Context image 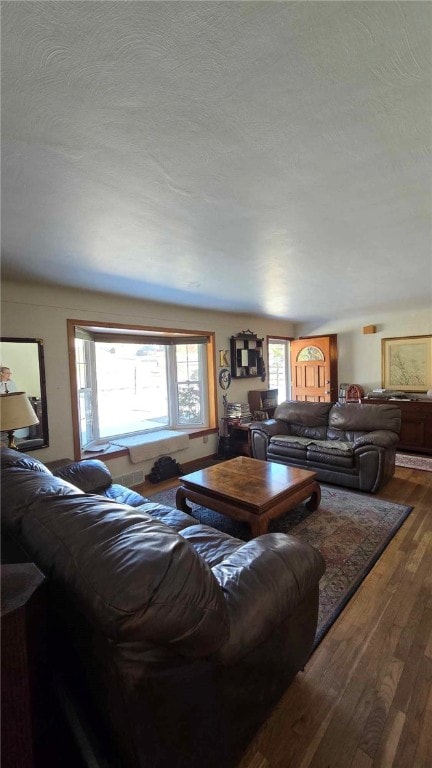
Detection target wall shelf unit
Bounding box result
[230,333,264,379]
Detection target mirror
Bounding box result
[0,337,49,450]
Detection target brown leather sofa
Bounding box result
[1,448,325,768]
[250,401,401,493]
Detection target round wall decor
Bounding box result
[219,368,231,390]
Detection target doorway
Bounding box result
[267,337,291,403]
[290,335,338,402]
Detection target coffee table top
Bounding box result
[179,456,317,511]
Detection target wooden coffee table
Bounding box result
[176,456,321,537]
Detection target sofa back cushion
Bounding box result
[273,401,333,440]
[328,403,401,440]
[0,446,51,473]
[1,448,84,533]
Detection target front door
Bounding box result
[290,335,338,402]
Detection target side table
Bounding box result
[1,563,46,768]
[45,457,74,472]
[217,420,252,458]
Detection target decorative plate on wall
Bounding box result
[219,368,231,390]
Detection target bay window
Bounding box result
[68,321,216,454]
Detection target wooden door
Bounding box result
[290,335,338,402]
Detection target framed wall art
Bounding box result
[382,335,432,392]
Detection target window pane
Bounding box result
[95,342,169,437]
[79,389,94,445]
[176,344,203,424]
[75,338,94,446]
[297,345,324,361]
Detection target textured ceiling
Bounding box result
[1,1,431,322]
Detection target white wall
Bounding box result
[296,308,432,393]
[1,280,294,478]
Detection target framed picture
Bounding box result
[382,335,432,392]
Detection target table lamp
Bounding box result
[0,392,40,449]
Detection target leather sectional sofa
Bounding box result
[1,448,325,768]
[250,401,401,493]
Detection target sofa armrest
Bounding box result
[249,420,290,460]
[249,419,288,438]
[54,459,112,493]
[211,533,325,664]
[353,430,400,449]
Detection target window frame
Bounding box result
[67,319,217,459]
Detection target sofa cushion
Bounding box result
[274,401,333,426]
[307,440,353,455]
[327,427,367,442]
[103,483,149,507]
[138,501,198,532]
[54,458,113,493]
[2,466,85,533]
[274,401,332,439]
[181,524,244,567]
[0,447,52,473]
[270,435,311,448]
[329,402,401,433]
[268,435,308,460]
[307,441,354,468]
[54,459,149,506]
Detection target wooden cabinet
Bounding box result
[362,398,432,455]
[230,334,264,379]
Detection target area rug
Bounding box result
[395,452,432,471]
[147,485,413,649]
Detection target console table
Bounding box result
[362,398,432,455]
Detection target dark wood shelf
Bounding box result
[230,334,264,379]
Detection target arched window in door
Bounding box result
[297,345,324,362]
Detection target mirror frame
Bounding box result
[0,337,49,450]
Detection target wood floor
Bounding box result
[144,465,432,768]
[235,466,432,768]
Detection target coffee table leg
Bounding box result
[305,481,321,512]
[250,516,269,537]
[176,486,193,514]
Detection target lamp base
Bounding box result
[7,431,18,450]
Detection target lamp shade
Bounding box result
[0,392,39,431]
